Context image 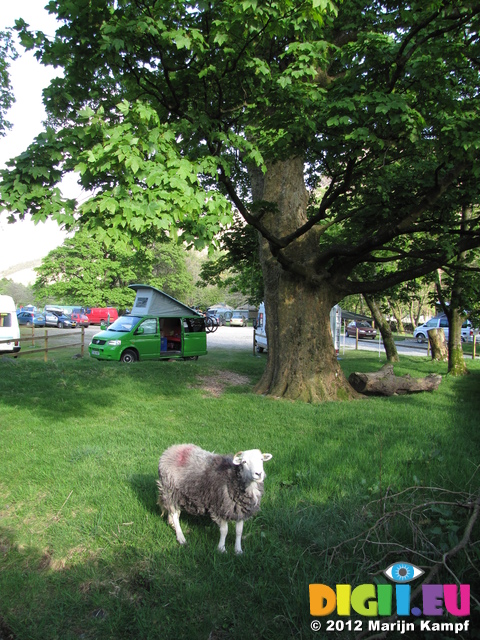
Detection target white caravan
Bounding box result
[254,302,342,354]
[0,295,21,355]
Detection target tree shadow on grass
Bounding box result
[129,474,159,516]
[0,357,204,419]
[0,505,317,640]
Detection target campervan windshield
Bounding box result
[107,316,141,332]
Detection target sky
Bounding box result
[0,0,72,278]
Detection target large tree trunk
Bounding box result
[257,273,358,401]
[364,295,399,363]
[250,158,359,402]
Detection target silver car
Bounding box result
[414,315,475,343]
[44,311,77,328]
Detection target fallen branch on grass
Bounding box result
[348,364,441,396]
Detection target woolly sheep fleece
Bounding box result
[157,444,272,551]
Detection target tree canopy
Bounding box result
[199,215,264,305]
[1,1,479,284]
[0,29,17,138]
[1,0,480,400]
[33,229,193,307]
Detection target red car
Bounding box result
[346,321,377,339]
[71,311,89,327]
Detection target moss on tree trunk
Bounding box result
[447,310,468,376]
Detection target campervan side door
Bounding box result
[182,317,207,357]
[132,317,161,360]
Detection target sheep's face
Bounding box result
[233,449,272,483]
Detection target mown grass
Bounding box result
[1,349,479,640]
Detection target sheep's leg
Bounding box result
[217,519,228,553]
[169,509,186,545]
[234,520,244,555]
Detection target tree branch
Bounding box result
[359,497,480,640]
[316,158,473,270]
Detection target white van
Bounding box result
[254,302,268,352]
[254,302,342,354]
[0,295,21,355]
[413,315,475,343]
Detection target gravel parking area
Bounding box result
[207,325,255,350]
[21,325,255,350]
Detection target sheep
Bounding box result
[157,443,272,554]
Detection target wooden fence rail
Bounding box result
[0,327,85,362]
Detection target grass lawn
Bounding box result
[1,349,479,639]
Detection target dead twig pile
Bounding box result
[319,485,480,639]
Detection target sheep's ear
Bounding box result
[262,453,273,461]
[233,452,244,465]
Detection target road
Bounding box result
[339,335,428,357]
[206,326,430,357]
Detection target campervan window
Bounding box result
[0,313,12,328]
[137,318,158,335]
[183,318,206,333]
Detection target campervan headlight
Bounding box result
[108,340,122,346]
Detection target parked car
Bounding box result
[346,320,377,339]
[230,310,248,327]
[71,311,89,327]
[461,320,478,342]
[44,311,77,329]
[17,311,46,327]
[414,315,475,343]
[254,302,267,352]
[205,310,226,326]
[206,308,232,324]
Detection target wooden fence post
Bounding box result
[44,330,48,363]
[81,326,85,357]
[473,335,477,360]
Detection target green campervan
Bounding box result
[88,285,207,363]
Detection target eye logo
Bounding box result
[384,562,424,583]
